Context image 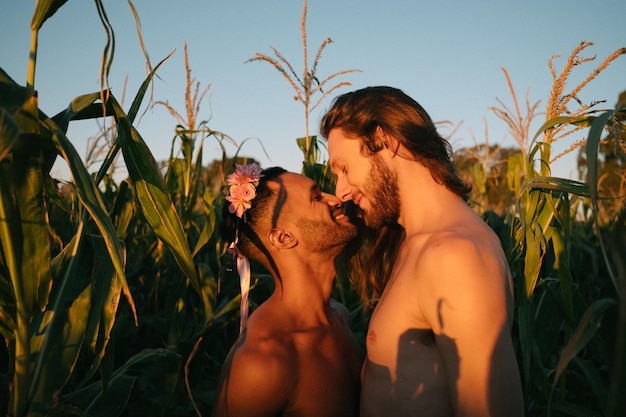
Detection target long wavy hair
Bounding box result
[320,86,471,305]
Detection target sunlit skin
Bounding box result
[212,173,363,417]
[328,128,524,417]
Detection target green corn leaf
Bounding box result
[516,297,532,385]
[585,110,615,208]
[552,298,616,390]
[0,78,35,116]
[197,262,216,324]
[470,162,487,194]
[548,226,574,320]
[192,188,217,258]
[521,176,589,197]
[80,235,125,385]
[51,92,112,133]
[524,222,544,297]
[110,180,136,238]
[39,113,136,319]
[606,222,626,417]
[165,158,186,197]
[531,115,594,142]
[85,375,135,417]
[29,232,122,412]
[9,142,51,314]
[64,348,181,416]
[93,51,173,186]
[28,284,91,415]
[127,51,174,124]
[507,153,524,195]
[184,136,205,219]
[573,358,608,410]
[109,95,201,293]
[0,107,20,159]
[30,0,69,31]
[549,401,602,417]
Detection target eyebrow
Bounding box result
[309,183,320,196]
[328,157,340,172]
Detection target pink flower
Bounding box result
[229,183,256,202]
[227,163,263,187]
[225,163,263,218]
[226,195,252,218]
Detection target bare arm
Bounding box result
[418,236,524,417]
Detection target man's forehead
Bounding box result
[328,128,358,166]
[268,172,317,193]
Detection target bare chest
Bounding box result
[366,278,433,369]
[362,281,453,416]
[285,328,361,417]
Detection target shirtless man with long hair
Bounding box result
[321,86,524,417]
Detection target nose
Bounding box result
[334,175,352,202]
[321,192,342,207]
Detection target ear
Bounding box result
[268,228,297,249]
[375,126,400,157]
[376,126,397,149]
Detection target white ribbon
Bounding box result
[228,240,250,334]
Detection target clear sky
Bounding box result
[2,0,625,181]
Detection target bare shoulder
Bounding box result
[231,318,296,385]
[411,220,513,332]
[417,217,509,283]
[213,323,295,416]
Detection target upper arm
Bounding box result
[418,237,523,417]
[212,340,293,417]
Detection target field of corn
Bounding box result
[1,1,625,416]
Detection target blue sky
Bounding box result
[2,1,625,180]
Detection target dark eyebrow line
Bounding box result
[329,156,344,172]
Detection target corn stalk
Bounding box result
[490,42,625,416]
[245,0,360,170]
[0,1,210,415]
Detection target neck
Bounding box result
[268,252,338,327]
[394,157,468,234]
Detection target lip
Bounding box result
[330,206,347,222]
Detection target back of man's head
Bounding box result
[221,166,287,264]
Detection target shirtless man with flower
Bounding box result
[212,165,362,417]
[321,86,525,417]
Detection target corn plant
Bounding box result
[483,42,626,416]
[245,0,360,189]
[0,1,224,415]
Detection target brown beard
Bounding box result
[361,154,400,229]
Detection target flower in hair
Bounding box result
[226,163,264,218]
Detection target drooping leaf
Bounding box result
[585,110,615,208]
[39,112,136,319]
[30,0,69,31]
[531,115,593,143]
[521,176,589,197]
[109,95,201,293]
[552,298,616,389]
